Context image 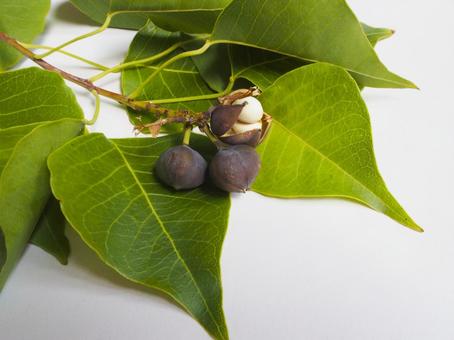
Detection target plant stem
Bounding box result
[84,90,101,125]
[182,125,192,145]
[34,13,117,59]
[146,78,235,105]
[88,38,201,82]
[21,43,109,70]
[129,40,213,99]
[201,125,227,149]
[0,31,209,126]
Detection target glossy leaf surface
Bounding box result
[211,0,415,89]
[69,0,230,33]
[48,133,230,339]
[121,22,215,128]
[252,63,421,231]
[0,0,50,69]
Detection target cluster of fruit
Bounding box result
[155,92,270,192]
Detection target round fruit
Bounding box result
[155,145,207,190]
[233,96,264,123]
[209,145,261,192]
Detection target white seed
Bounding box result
[232,121,262,134]
[233,96,264,123]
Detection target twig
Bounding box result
[0,32,209,126]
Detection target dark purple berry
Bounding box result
[155,145,207,190]
[209,145,261,193]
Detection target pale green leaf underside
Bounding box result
[69,0,230,33]
[121,22,215,128]
[211,0,415,89]
[30,197,70,265]
[48,133,230,340]
[253,63,421,232]
[0,68,84,289]
[0,0,50,70]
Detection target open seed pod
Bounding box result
[208,88,272,147]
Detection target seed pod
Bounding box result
[155,145,207,190]
[209,145,261,192]
[209,104,244,136]
[207,89,273,148]
[219,129,262,147]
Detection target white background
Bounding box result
[1,0,453,339]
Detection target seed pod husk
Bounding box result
[219,129,262,147]
[209,104,244,136]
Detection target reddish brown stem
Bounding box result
[0,32,208,125]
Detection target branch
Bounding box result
[0,32,208,126]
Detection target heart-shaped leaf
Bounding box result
[0,68,84,289]
[253,63,421,232]
[211,0,415,89]
[48,133,230,340]
[30,197,70,265]
[69,0,230,33]
[0,0,50,70]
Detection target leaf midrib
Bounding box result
[211,40,415,88]
[272,120,417,229]
[111,141,223,336]
[108,8,225,15]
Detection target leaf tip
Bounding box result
[406,221,424,233]
[409,82,420,90]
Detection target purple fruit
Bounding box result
[209,145,261,192]
[155,145,207,190]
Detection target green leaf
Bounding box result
[362,23,395,47]
[0,228,5,271]
[0,68,84,289]
[189,21,397,93]
[0,68,84,129]
[188,43,232,93]
[233,23,395,90]
[252,63,421,232]
[211,0,415,89]
[0,119,84,288]
[48,133,230,340]
[69,0,231,33]
[0,0,50,70]
[30,197,70,265]
[121,22,215,129]
[228,45,305,91]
